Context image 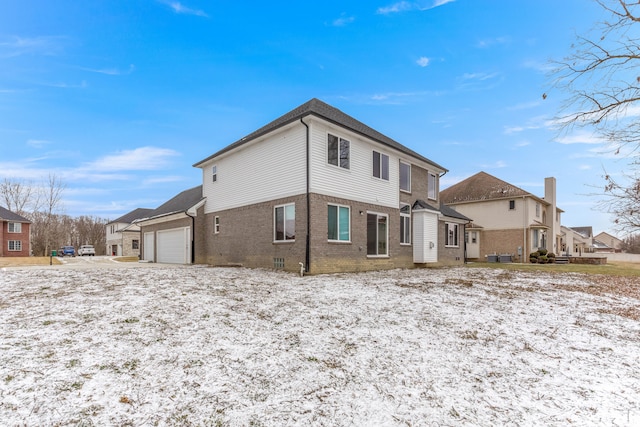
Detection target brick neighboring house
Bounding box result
[137,186,205,264]
[190,98,469,274]
[0,206,31,257]
[105,208,153,257]
[440,171,563,262]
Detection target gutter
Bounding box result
[300,117,311,273]
[185,210,196,264]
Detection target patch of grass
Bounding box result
[114,257,140,263]
[0,257,62,267]
[466,262,640,277]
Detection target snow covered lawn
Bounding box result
[1,265,639,426]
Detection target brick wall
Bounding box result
[438,221,466,265]
[1,221,30,257]
[479,229,526,262]
[140,217,192,262]
[121,231,142,257]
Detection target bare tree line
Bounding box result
[1,176,108,256]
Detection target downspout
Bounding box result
[300,117,311,273]
[185,211,196,264]
[522,195,527,263]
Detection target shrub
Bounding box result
[538,248,548,256]
[529,257,538,263]
[538,255,548,264]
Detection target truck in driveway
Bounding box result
[78,245,95,256]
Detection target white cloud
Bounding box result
[476,36,511,49]
[331,15,355,27]
[0,35,66,58]
[163,1,208,17]
[554,131,605,145]
[377,0,454,14]
[26,139,52,148]
[480,160,507,169]
[87,147,180,172]
[82,64,136,76]
[416,57,430,67]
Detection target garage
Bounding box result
[157,227,191,264]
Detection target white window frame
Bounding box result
[212,165,218,182]
[214,216,220,234]
[399,161,411,192]
[400,203,411,245]
[8,240,22,251]
[428,172,437,200]
[327,204,350,242]
[373,151,389,181]
[535,203,540,217]
[445,222,459,247]
[327,133,350,170]
[8,222,21,233]
[274,203,295,242]
[367,212,389,257]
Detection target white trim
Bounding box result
[399,160,411,193]
[273,203,295,243]
[214,216,220,234]
[400,203,411,246]
[327,203,351,243]
[366,211,389,258]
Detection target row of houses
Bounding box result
[101,98,621,273]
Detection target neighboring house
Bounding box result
[186,98,467,273]
[561,225,593,255]
[105,208,153,257]
[440,171,563,262]
[0,206,31,257]
[136,186,205,264]
[595,231,623,252]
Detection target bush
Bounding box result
[538,255,548,264]
[529,257,538,263]
[538,248,548,256]
[547,253,556,264]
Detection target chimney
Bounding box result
[545,177,557,253]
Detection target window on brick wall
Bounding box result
[400,203,411,245]
[8,240,22,251]
[8,222,21,233]
[367,212,388,256]
[274,204,295,242]
[428,173,437,200]
[214,216,220,234]
[445,223,459,247]
[328,204,350,242]
[400,161,411,192]
[132,239,139,250]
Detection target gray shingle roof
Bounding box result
[193,98,447,171]
[0,206,31,223]
[143,185,204,219]
[109,208,154,225]
[412,199,472,222]
[440,171,532,204]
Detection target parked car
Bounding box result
[60,246,76,257]
[78,245,96,256]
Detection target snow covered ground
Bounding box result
[1,264,639,426]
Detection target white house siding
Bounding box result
[308,118,398,209]
[413,210,438,263]
[202,124,307,214]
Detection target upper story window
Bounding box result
[274,204,295,242]
[373,151,389,180]
[428,173,437,200]
[212,165,218,182]
[535,203,540,217]
[8,222,21,233]
[509,200,516,210]
[328,134,350,169]
[399,161,411,192]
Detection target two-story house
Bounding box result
[184,98,467,274]
[105,208,153,257]
[0,206,31,257]
[440,171,562,262]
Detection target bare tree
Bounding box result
[550,1,640,231]
[0,178,39,216]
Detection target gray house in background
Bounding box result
[105,208,153,257]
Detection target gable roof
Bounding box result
[109,208,154,225]
[440,171,537,204]
[140,185,204,220]
[193,98,446,171]
[571,226,593,239]
[0,206,31,223]
[412,199,472,222]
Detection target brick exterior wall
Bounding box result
[477,229,527,263]
[438,221,466,265]
[197,192,465,274]
[121,231,142,257]
[1,221,30,257]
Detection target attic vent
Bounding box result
[273,258,285,269]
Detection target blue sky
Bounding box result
[0,0,624,235]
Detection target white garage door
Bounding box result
[143,232,155,262]
[157,227,190,264]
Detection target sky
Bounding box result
[0,0,628,235]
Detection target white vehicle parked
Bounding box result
[78,245,96,256]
